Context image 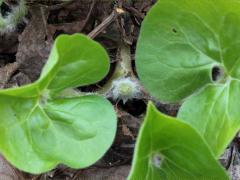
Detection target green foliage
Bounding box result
[128,103,228,180]
[130,0,240,179]
[0,34,117,174]
[178,81,240,157]
[136,0,240,103]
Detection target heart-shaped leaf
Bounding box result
[136,0,240,102]
[128,103,228,180]
[136,0,240,158]
[0,34,117,173]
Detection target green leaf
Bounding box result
[32,95,116,170]
[128,103,228,180]
[0,94,116,174]
[178,80,240,157]
[220,12,240,79]
[136,0,240,103]
[0,94,56,173]
[0,34,110,97]
[0,34,117,173]
[42,34,110,93]
[135,0,240,159]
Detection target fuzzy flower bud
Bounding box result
[0,0,27,33]
[108,77,142,103]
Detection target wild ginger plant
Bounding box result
[0,34,117,174]
[129,0,240,179]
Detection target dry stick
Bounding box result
[48,1,74,11]
[40,6,49,36]
[124,6,144,20]
[26,0,74,11]
[80,0,96,31]
[88,8,124,39]
[72,169,84,180]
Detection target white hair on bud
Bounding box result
[0,0,27,33]
[108,77,142,103]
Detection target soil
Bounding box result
[0,0,239,180]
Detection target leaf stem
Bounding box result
[98,43,133,95]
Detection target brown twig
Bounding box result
[26,0,74,10]
[80,0,96,32]
[72,169,84,180]
[88,8,124,39]
[124,6,144,20]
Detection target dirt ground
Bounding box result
[0,0,239,180]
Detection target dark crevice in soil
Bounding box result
[0,53,16,66]
[118,99,146,117]
[0,2,11,17]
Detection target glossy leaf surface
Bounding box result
[132,1,240,179]
[128,103,228,180]
[45,34,110,93]
[136,0,240,158]
[136,0,240,102]
[0,34,116,173]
